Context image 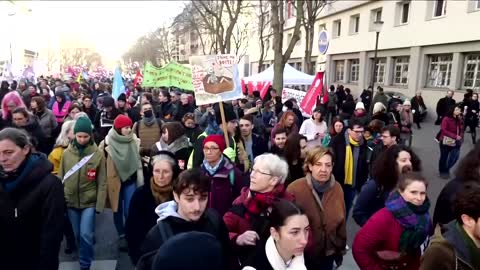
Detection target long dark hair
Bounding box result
[372,144,421,192]
[329,116,344,136]
[284,133,307,164]
[269,199,305,230]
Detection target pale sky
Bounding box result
[2,1,185,64]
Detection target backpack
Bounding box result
[135,209,221,270]
[134,118,163,138]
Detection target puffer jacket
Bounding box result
[58,142,107,212]
[200,157,247,216]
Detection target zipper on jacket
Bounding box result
[14,208,18,218]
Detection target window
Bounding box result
[286,33,293,45]
[286,0,296,19]
[373,58,386,84]
[333,20,341,37]
[375,9,382,22]
[400,2,410,24]
[433,0,447,17]
[350,14,360,34]
[335,60,345,82]
[427,54,453,88]
[463,54,480,88]
[349,59,360,82]
[369,8,383,31]
[477,0,480,9]
[393,57,409,85]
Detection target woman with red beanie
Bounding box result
[200,134,247,216]
[99,114,144,251]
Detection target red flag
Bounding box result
[259,81,271,99]
[133,70,143,87]
[300,72,324,115]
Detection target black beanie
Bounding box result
[117,93,127,102]
[152,232,223,270]
[214,102,237,125]
[103,96,115,108]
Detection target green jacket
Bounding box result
[58,143,107,212]
[421,223,476,270]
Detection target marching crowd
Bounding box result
[0,77,479,270]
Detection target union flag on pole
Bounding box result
[300,72,324,115]
[133,70,143,87]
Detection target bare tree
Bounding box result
[60,48,102,70]
[302,0,329,74]
[256,0,273,73]
[122,26,175,66]
[191,0,248,54]
[270,0,304,92]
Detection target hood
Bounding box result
[155,200,183,222]
[440,221,474,267]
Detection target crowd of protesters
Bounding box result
[0,76,479,270]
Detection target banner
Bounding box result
[142,61,193,91]
[190,54,242,106]
[300,72,324,115]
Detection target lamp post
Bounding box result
[370,20,384,89]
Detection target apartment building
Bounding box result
[247,0,480,109]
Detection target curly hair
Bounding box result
[455,143,480,182]
[372,144,421,192]
[278,111,297,129]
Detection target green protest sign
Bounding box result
[142,61,193,91]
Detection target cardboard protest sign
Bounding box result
[190,54,242,106]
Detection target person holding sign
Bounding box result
[58,116,107,270]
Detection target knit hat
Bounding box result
[203,134,226,152]
[152,232,223,270]
[117,93,127,102]
[373,102,386,114]
[355,102,365,110]
[74,116,93,135]
[403,99,411,106]
[214,102,237,125]
[114,114,133,130]
[103,96,115,108]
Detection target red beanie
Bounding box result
[114,115,133,130]
[203,135,226,152]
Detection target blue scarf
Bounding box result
[202,156,224,176]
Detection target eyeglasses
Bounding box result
[203,147,220,152]
[251,168,272,176]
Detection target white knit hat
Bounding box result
[355,102,365,110]
[373,102,386,114]
[403,99,411,106]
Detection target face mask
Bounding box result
[282,106,288,112]
[144,110,153,118]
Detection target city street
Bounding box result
[58,118,477,270]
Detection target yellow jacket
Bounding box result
[48,146,66,176]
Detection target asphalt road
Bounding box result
[59,119,477,270]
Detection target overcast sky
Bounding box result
[2,1,185,62]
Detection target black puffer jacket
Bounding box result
[0,153,65,270]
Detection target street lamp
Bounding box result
[370,20,384,90]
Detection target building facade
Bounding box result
[247,0,480,110]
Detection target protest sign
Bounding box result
[142,61,193,91]
[190,54,242,106]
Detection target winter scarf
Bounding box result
[167,135,191,154]
[456,222,480,269]
[264,236,307,270]
[244,185,286,222]
[311,176,334,201]
[143,114,157,126]
[73,138,93,156]
[150,178,173,205]
[106,128,141,182]
[344,135,359,185]
[385,190,432,253]
[0,153,41,192]
[202,156,225,176]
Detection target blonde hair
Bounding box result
[303,146,334,173]
[55,120,75,147]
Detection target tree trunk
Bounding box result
[271,0,284,92]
